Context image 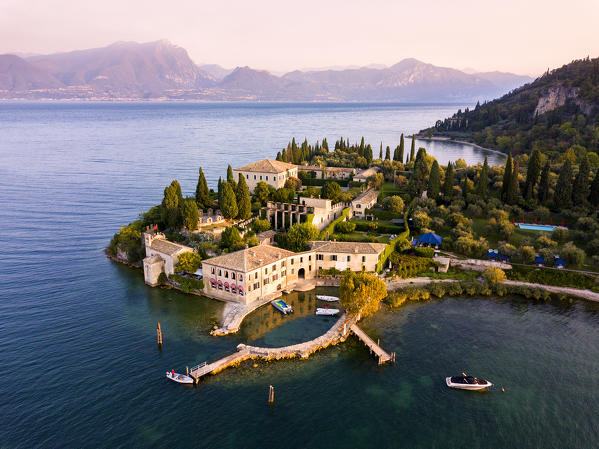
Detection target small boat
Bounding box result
[166,371,194,384]
[315,308,340,316]
[316,295,340,302]
[446,373,492,390]
[271,299,293,314]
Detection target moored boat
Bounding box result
[315,307,340,316]
[271,299,293,314]
[446,373,492,390]
[316,295,340,302]
[166,371,194,384]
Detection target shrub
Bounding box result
[411,210,431,230]
[175,252,202,273]
[252,219,271,233]
[415,247,435,258]
[519,246,536,264]
[335,221,356,234]
[482,267,506,284]
[382,195,405,214]
[221,226,242,249]
[560,242,586,266]
[158,272,168,286]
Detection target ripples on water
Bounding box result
[0,102,597,448]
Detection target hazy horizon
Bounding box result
[2,0,598,76]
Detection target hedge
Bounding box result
[507,265,598,290]
[302,178,350,187]
[319,207,350,239]
[354,221,403,234]
[376,214,410,273]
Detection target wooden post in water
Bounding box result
[156,322,163,346]
[186,366,189,376]
[268,385,275,404]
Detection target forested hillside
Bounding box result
[422,57,599,157]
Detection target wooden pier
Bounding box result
[188,314,395,383]
[349,323,395,364]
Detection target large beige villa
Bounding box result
[233,159,298,192]
[202,241,386,304]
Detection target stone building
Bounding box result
[264,196,348,231]
[353,166,381,183]
[233,159,298,192]
[201,241,387,304]
[350,188,378,218]
[142,229,194,286]
[297,165,356,180]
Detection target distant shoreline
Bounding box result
[414,135,507,159]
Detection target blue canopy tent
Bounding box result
[554,257,567,268]
[487,250,499,260]
[416,232,443,246]
[534,255,545,266]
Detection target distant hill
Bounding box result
[0,40,532,101]
[420,57,599,156]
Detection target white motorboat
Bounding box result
[166,371,194,384]
[446,373,492,390]
[316,295,340,302]
[271,299,293,314]
[315,307,340,316]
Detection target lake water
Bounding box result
[1,102,597,448]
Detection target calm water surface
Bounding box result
[0,102,596,448]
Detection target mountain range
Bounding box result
[0,40,533,101]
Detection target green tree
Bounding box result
[182,198,199,231]
[519,245,536,264]
[175,252,202,273]
[572,156,591,206]
[339,271,387,317]
[507,160,520,205]
[236,174,252,219]
[321,181,343,203]
[285,222,318,252]
[442,162,455,199]
[410,135,416,162]
[217,177,223,207]
[220,182,238,219]
[195,167,211,210]
[385,146,391,160]
[476,157,489,198]
[161,180,183,229]
[538,161,551,204]
[408,148,430,197]
[428,160,441,200]
[378,146,382,160]
[482,267,506,284]
[227,164,236,187]
[221,226,242,249]
[251,218,271,233]
[501,153,513,202]
[398,133,405,162]
[555,160,573,208]
[524,149,542,200]
[253,181,272,205]
[382,195,405,214]
[589,169,599,206]
[561,242,586,266]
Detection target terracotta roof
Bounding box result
[202,245,295,272]
[234,159,296,174]
[310,241,387,254]
[150,238,192,256]
[354,167,381,179]
[352,188,378,203]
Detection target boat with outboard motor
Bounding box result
[271,299,293,314]
[166,370,194,384]
[446,373,492,390]
[315,307,340,316]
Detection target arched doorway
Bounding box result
[298,268,305,279]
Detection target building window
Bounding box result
[264,279,269,286]
[331,255,337,261]
[232,273,236,280]
[218,269,222,276]
[211,267,215,274]
[308,255,311,261]
[347,256,351,262]
[357,204,361,208]
[254,175,256,180]
[255,272,258,279]
[291,258,294,265]
[239,274,243,281]
[317,254,323,261]
[309,266,312,271]
[246,174,249,179]
[225,271,229,278]
[264,268,268,274]
[300,257,303,263]
[282,270,286,277]
[266,176,269,181]
[272,264,277,271]
[260,175,263,180]
[254,282,259,290]
[362,256,366,262]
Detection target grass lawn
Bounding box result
[380,182,401,199]
[471,217,541,248]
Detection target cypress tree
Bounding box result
[393,145,399,161]
[365,145,373,164]
[410,135,415,162]
[236,174,252,219]
[554,160,573,208]
[508,160,520,205]
[524,149,542,200]
[379,146,382,160]
[276,151,282,161]
[572,156,591,206]
[589,169,599,207]
[182,198,199,231]
[195,167,211,210]
[161,181,183,229]
[476,157,489,198]
[220,182,238,219]
[428,160,441,200]
[385,146,391,160]
[501,153,513,202]
[538,161,551,204]
[217,177,223,208]
[442,162,454,199]
[380,142,383,159]
[408,148,430,197]
[399,133,405,162]
[227,164,236,188]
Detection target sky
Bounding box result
[1,0,599,76]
